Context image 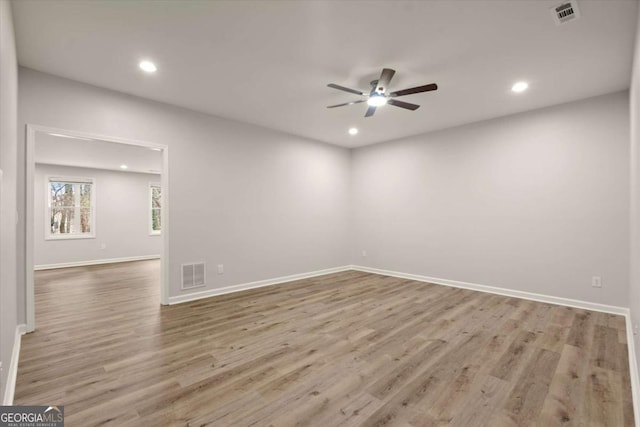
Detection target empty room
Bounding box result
[1,0,640,426]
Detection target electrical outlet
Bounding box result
[100,243,106,250]
[217,264,224,275]
[634,323,639,336]
[362,250,367,257]
[592,276,602,288]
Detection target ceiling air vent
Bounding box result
[182,262,206,290]
[551,1,581,25]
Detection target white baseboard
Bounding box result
[34,255,161,271]
[3,324,26,405]
[350,265,628,315]
[168,265,352,304]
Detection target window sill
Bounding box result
[45,234,96,241]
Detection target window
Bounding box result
[150,183,161,235]
[47,177,95,239]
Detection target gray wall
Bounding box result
[351,91,630,307]
[18,68,351,314]
[0,0,18,403]
[34,164,162,267]
[629,5,640,373]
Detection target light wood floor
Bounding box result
[15,260,634,426]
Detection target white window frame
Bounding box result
[45,175,96,240]
[149,182,161,236]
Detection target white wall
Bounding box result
[0,0,19,403]
[351,91,630,307]
[17,68,351,311]
[34,164,161,267]
[629,5,640,372]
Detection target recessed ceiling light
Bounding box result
[367,95,387,107]
[348,128,358,135]
[120,164,128,169]
[511,81,529,93]
[139,60,157,73]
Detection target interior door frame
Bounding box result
[25,124,170,332]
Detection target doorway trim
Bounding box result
[25,124,170,332]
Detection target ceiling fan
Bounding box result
[326,68,438,117]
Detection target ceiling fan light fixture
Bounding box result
[367,95,387,107]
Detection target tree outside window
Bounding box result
[48,177,95,239]
[150,184,161,235]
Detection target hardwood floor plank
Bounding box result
[368,339,448,400]
[538,344,589,426]
[496,347,561,425]
[567,310,596,349]
[489,330,538,381]
[587,367,625,426]
[447,374,511,427]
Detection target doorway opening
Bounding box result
[25,125,169,332]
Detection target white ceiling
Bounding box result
[35,131,162,174]
[12,0,639,148]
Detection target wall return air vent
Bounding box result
[181,262,206,290]
[551,1,581,25]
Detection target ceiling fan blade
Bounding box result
[387,99,420,111]
[375,68,396,94]
[390,83,438,97]
[327,83,364,96]
[326,100,366,109]
[365,106,376,117]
